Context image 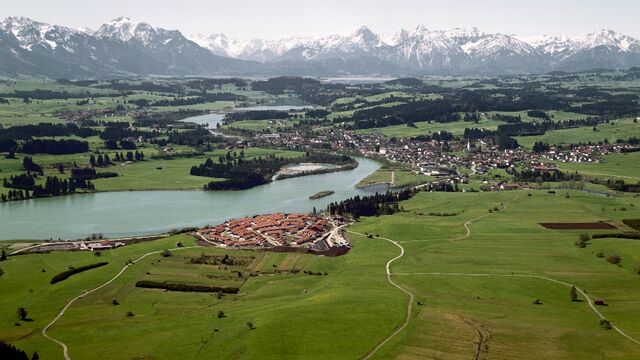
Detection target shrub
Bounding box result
[605,254,621,264]
[533,298,542,305]
[112,299,119,306]
[596,252,604,258]
[126,311,134,317]
[50,262,108,284]
[217,310,225,318]
[600,319,612,330]
[160,250,172,257]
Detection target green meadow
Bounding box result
[2,190,640,359]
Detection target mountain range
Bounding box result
[2,16,640,79]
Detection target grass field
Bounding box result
[516,118,640,148]
[357,118,506,138]
[554,151,640,182]
[347,190,640,359]
[3,190,640,359]
[0,148,302,195]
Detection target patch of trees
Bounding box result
[132,109,205,128]
[194,154,289,191]
[148,93,246,107]
[251,76,322,95]
[0,340,30,360]
[163,128,222,147]
[491,113,522,123]
[0,89,122,100]
[23,157,41,175]
[185,78,248,90]
[0,123,97,140]
[305,109,330,118]
[50,262,109,284]
[135,280,239,294]
[21,139,89,155]
[594,179,640,193]
[3,174,36,190]
[0,175,95,202]
[527,110,550,120]
[71,168,118,181]
[570,94,639,117]
[100,124,153,141]
[533,141,550,153]
[0,139,17,153]
[513,169,582,182]
[327,190,413,219]
[384,78,424,88]
[623,219,640,232]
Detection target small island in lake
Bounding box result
[309,190,335,199]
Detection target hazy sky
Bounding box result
[4,0,640,39]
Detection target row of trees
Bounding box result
[327,190,414,219]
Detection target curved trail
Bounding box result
[347,230,413,360]
[394,272,640,346]
[42,246,200,360]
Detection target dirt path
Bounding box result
[42,246,200,360]
[463,318,490,360]
[394,272,640,347]
[347,230,414,360]
[344,194,519,358]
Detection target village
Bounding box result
[193,213,351,252]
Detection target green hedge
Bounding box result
[592,233,640,240]
[50,262,109,284]
[135,280,239,294]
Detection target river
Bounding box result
[0,157,383,240]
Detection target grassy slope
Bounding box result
[516,118,640,148]
[347,190,640,359]
[0,235,404,360]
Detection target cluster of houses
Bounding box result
[195,213,336,248]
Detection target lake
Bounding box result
[0,157,383,240]
[181,104,312,130]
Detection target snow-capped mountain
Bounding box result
[1,16,640,78]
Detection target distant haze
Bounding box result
[3,0,640,40]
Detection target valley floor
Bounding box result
[2,190,640,359]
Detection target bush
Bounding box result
[605,254,621,264]
[575,233,590,248]
[217,310,225,318]
[596,252,604,258]
[112,299,119,306]
[126,311,135,317]
[532,298,542,305]
[50,262,108,284]
[600,319,612,330]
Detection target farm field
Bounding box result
[2,190,640,358]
